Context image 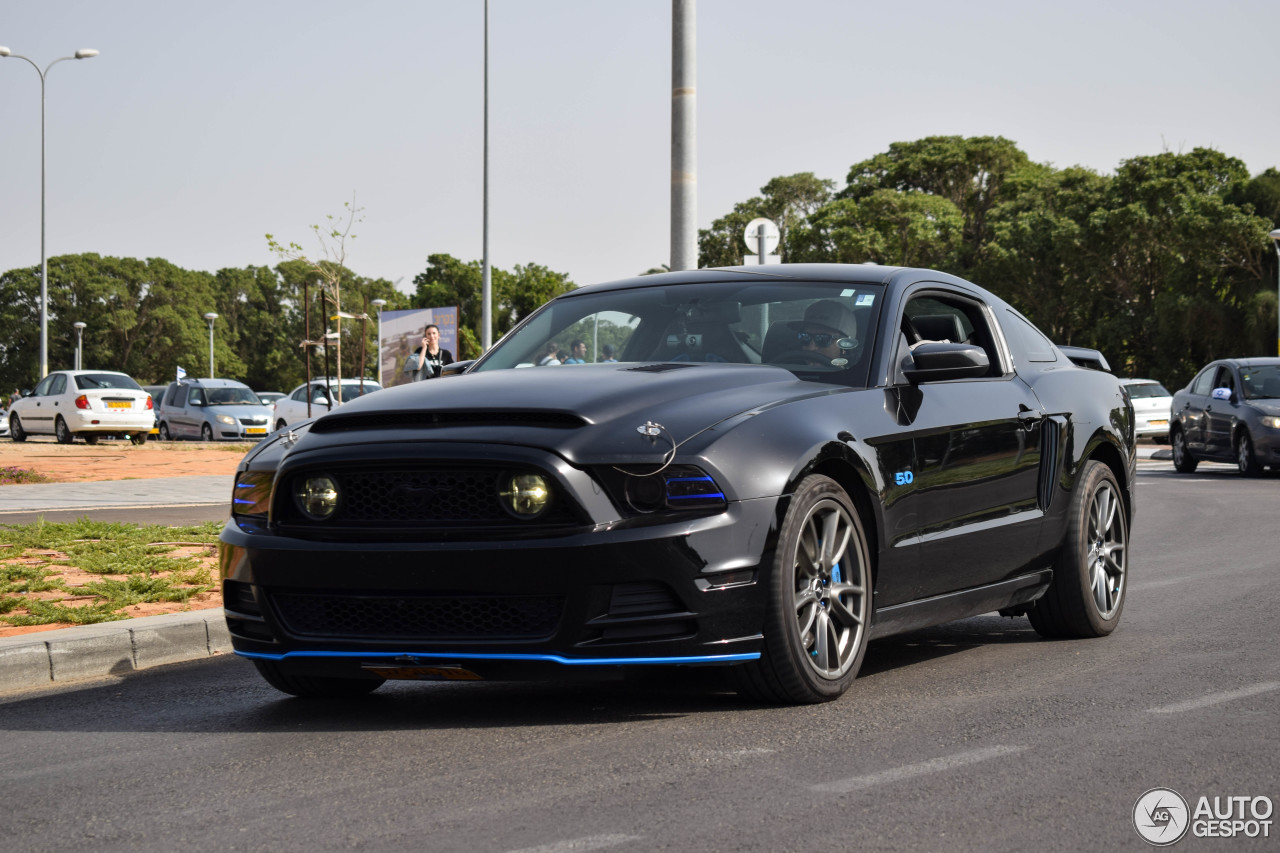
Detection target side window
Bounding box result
[188,388,205,406]
[164,385,182,406]
[1190,369,1215,396]
[291,387,308,402]
[49,374,68,395]
[1213,367,1236,394]
[903,293,1005,378]
[32,375,55,397]
[1001,310,1059,368]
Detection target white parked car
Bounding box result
[1122,378,1174,443]
[0,407,9,439]
[271,378,382,430]
[8,370,155,445]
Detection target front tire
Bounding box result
[735,475,871,704]
[55,416,74,445]
[200,423,213,442]
[1171,428,1197,473]
[9,415,26,443]
[1236,431,1262,477]
[1029,460,1127,639]
[252,660,384,699]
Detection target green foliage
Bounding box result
[699,172,835,267]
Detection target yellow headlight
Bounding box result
[294,474,339,520]
[499,473,551,518]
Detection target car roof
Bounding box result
[173,378,251,388]
[560,263,972,298]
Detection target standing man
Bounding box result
[563,340,588,364]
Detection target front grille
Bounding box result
[269,592,564,640]
[276,465,579,527]
[238,417,268,426]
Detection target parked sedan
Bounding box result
[1170,357,1280,475]
[1122,379,1173,442]
[270,378,382,430]
[255,391,285,407]
[156,378,270,441]
[221,264,1136,704]
[8,370,154,444]
[0,407,8,439]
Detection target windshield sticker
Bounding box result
[856,294,876,306]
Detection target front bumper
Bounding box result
[218,497,779,677]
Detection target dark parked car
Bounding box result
[220,264,1136,704]
[1170,357,1280,475]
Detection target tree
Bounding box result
[698,172,835,267]
[788,190,963,268]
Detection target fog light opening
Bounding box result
[499,472,551,519]
[293,474,339,521]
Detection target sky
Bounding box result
[1,0,1276,294]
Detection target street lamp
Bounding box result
[0,46,99,380]
[1270,229,1280,357]
[203,312,218,378]
[370,298,387,386]
[72,321,86,370]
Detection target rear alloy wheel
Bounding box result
[9,414,26,443]
[252,659,384,699]
[159,422,172,441]
[735,475,871,704]
[201,423,214,442]
[130,432,148,446]
[1236,431,1262,477]
[1029,460,1127,638]
[55,416,74,445]
[82,434,99,445]
[1171,428,1197,473]
[276,419,288,431]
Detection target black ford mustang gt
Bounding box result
[219,264,1135,704]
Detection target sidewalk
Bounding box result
[0,475,235,695]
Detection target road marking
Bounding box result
[1130,577,1196,590]
[507,834,642,853]
[810,745,1026,794]
[1148,681,1280,715]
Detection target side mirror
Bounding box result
[190,399,204,407]
[903,342,990,384]
[442,360,474,377]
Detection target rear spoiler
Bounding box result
[1059,345,1111,372]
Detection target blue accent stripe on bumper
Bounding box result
[236,650,759,666]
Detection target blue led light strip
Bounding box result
[237,649,759,666]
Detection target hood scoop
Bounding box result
[312,410,588,434]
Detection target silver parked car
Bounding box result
[156,378,270,441]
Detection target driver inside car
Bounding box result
[791,300,859,364]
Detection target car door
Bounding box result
[20,374,60,434]
[884,289,1045,603]
[1177,366,1217,452]
[1203,365,1239,458]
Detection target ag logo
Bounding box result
[1134,788,1190,846]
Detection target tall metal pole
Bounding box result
[73,321,85,370]
[203,313,218,378]
[0,47,98,380]
[670,0,697,271]
[481,0,493,352]
[1271,230,1280,357]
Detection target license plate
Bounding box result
[245,427,266,435]
[106,401,130,409]
[1149,419,1168,427]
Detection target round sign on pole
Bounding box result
[743,218,780,255]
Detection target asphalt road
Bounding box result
[1,464,1277,852]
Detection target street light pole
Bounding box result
[1270,229,1280,357]
[203,312,218,378]
[73,321,86,370]
[0,46,99,381]
[370,298,387,386]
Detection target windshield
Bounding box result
[473,278,885,387]
[1124,382,1170,399]
[74,373,143,391]
[1240,365,1280,400]
[207,387,262,405]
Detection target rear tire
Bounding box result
[55,416,74,445]
[1171,428,1197,473]
[735,475,871,704]
[82,434,100,445]
[9,415,26,442]
[1236,431,1262,477]
[131,432,148,446]
[1029,460,1127,639]
[159,422,172,441]
[252,659,384,698]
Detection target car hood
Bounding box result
[1248,400,1280,417]
[297,363,849,465]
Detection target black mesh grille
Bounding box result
[269,592,564,640]
[277,465,578,527]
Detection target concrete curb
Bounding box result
[0,609,230,695]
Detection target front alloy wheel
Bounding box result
[1236,431,1262,476]
[736,475,871,704]
[1029,460,1127,638]
[1171,428,1197,473]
